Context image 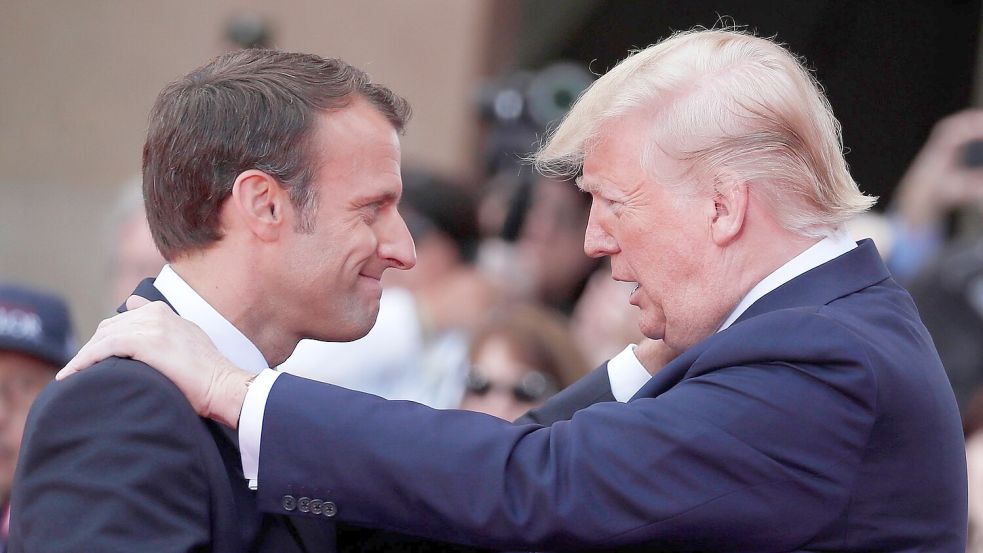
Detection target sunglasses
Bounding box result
[464,369,559,403]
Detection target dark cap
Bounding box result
[0,283,77,367]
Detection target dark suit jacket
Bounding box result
[253,240,967,552]
[8,281,332,553]
[516,363,615,426]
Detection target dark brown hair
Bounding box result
[469,304,590,389]
[143,49,411,260]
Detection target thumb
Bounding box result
[126,294,152,310]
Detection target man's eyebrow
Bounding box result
[361,190,400,206]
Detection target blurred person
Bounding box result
[0,284,75,553]
[887,109,983,281]
[460,305,589,421]
[568,262,644,368]
[964,392,983,552]
[478,174,598,313]
[280,171,498,407]
[107,176,166,306]
[515,176,599,312]
[9,49,429,553]
[61,29,967,551]
[884,110,983,412]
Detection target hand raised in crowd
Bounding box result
[58,297,252,428]
[894,108,983,230]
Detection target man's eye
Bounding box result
[361,202,385,220]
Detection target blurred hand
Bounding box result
[571,267,643,367]
[57,297,253,428]
[895,109,983,229]
[634,338,679,376]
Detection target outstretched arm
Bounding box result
[58,302,874,551]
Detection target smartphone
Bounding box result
[962,140,983,168]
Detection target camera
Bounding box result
[961,139,983,168]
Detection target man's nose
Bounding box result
[379,211,417,270]
[583,204,618,258]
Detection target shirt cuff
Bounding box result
[607,344,652,402]
[240,368,282,490]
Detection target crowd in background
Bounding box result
[3,62,983,551]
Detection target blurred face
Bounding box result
[580,116,724,351]
[0,352,54,502]
[518,177,595,306]
[460,336,556,422]
[276,99,416,343]
[111,210,165,304]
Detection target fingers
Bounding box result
[56,301,171,380]
[58,333,132,380]
[126,294,153,310]
[634,339,680,375]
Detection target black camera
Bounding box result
[961,139,983,168]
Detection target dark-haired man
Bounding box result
[9,49,418,552]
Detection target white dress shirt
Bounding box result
[239,229,858,486]
[153,265,269,483]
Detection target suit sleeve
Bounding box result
[255,313,877,552]
[8,359,215,553]
[515,363,615,425]
[332,367,616,552]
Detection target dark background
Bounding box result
[515,0,981,206]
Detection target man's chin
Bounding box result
[306,313,378,343]
[637,317,666,342]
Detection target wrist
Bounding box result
[207,365,255,429]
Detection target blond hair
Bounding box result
[535,28,875,237]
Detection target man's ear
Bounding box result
[229,170,288,242]
[709,171,749,247]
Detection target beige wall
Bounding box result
[0,0,503,337]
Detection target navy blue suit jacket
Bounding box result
[235,241,970,550]
[8,281,333,553]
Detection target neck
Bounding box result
[706,219,826,338]
[730,231,822,300]
[170,251,298,367]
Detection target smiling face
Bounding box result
[275,98,416,343]
[579,115,732,351]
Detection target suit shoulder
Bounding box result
[41,356,188,397]
[712,307,872,361]
[29,356,200,429]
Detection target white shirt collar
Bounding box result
[717,228,857,331]
[153,265,269,374]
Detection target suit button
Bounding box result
[310,499,323,515]
[282,495,297,512]
[298,496,311,513]
[322,501,337,518]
